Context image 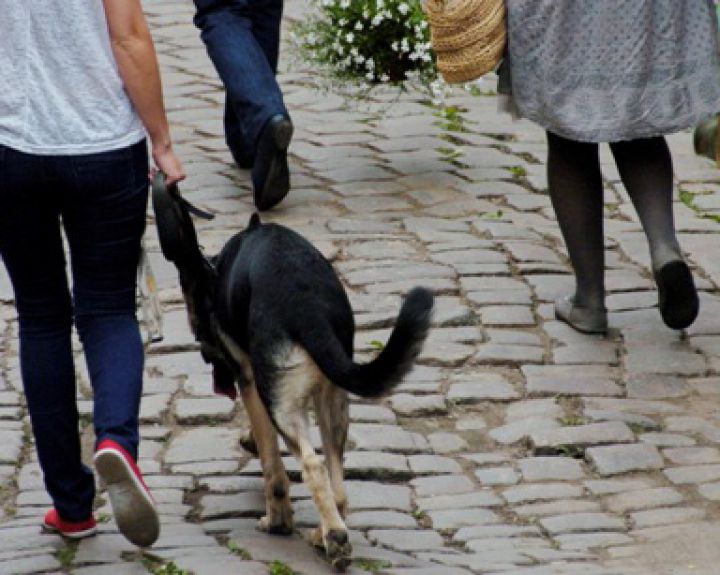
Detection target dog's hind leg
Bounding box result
[314,382,349,520]
[240,382,294,535]
[271,347,352,571]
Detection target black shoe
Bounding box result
[654,259,699,330]
[252,114,293,211]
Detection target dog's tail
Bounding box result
[307,287,434,398]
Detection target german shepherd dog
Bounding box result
[152,175,433,570]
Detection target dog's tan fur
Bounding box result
[221,336,352,556]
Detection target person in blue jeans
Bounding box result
[194,0,293,211]
[0,0,184,547]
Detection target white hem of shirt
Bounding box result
[0,129,146,156]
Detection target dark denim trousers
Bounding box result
[0,140,148,521]
[193,0,289,167]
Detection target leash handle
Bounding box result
[152,170,215,221]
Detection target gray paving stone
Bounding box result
[347,511,416,529]
[417,492,505,518]
[427,432,468,454]
[584,479,654,496]
[453,524,541,542]
[474,344,545,365]
[664,464,720,485]
[408,455,463,474]
[474,467,520,486]
[697,482,720,500]
[345,481,412,511]
[165,427,242,464]
[586,443,664,476]
[489,417,561,445]
[526,376,623,397]
[349,404,397,423]
[540,513,626,534]
[367,529,444,552]
[0,555,61,575]
[513,499,602,518]
[605,487,684,513]
[479,305,535,327]
[411,474,475,497]
[519,457,585,481]
[502,483,584,505]
[663,447,720,465]
[531,422,635,452]
[344,451,411,479]
[428,508,501,529]
[447,372,520,403]
[349,424,429,453]
[638,433,696,447]
[555,532,634,551]
[473,343,545,365]
[630,507,705,528]
[389,393,447,416]
[0,430,23,464]
[626,374,691,399]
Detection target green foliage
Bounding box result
[268,560,297,575]
[436,146,464,162]
[142,559,190,575]
[55,545,77,568]
[354,558,393,572]
[227,541,252,560]
[368,339,385,351]
[434,106,468,132]
[559,415,586,426]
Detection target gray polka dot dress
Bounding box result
[499,0,720,142]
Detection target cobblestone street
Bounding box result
[4,0,720,573]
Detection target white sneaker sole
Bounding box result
[42,522,97,539]
[94,448,160,547]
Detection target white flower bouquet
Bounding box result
[291,0,437,89]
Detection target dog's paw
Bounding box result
[325,529,352,572]
[309,526,324,549]
[257,515,293,536]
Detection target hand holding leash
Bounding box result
[150,144,185,186]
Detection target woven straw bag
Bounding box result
[425,0,506,84]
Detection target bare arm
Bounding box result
[103,0,185,184]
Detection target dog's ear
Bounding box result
[248,212,262,230]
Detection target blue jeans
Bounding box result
[0,140,148,521]
[194,0,289,167]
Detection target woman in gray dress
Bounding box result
[501,0,720,333]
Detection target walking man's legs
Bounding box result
[194,0,292,210]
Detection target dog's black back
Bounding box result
[214,214,354,367]
[205,214,433,403]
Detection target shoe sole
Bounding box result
[42,523,97,539]
[554,298,608,335]
[94,449,160,547]
[655,260,699,330]
[254,119,293,211]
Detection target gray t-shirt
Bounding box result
[0,1,145,155]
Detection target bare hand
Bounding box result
[151,145,185,186]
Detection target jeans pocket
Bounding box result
[70,142,145,195]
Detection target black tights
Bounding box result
[546,131,681,309]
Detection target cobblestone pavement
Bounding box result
[3,1,720,574]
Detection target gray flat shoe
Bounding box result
[554,295,608,334]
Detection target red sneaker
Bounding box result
[42,508,97,539]
[94,439,160,547]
